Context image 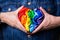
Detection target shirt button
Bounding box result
[27,2,31,5]
[8,8,11,11]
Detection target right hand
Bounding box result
[1,6,27,33]
[32,7,56,34]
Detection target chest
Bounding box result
[0,0,56,15]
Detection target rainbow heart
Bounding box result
[18,7,44,32]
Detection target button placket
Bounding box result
[27,0,32,5]
[27,35,32,40]
[8,8,11,11]
[27,2,31,5]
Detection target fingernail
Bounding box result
[40,7,42,9]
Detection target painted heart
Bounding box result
[18,7,44,33]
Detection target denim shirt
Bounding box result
[0,0,60,40]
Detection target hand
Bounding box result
[32,7,56,34]
[1,6,27,33]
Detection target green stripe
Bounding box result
[28,10,35,18]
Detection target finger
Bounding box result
[32,18,46,34]
[16,5,24,12]
[19,22,27,33]
[32,24,43,34]
[40,7,47,15]
[14,5,24,15]
[16,19,27,33]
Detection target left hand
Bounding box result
[32,7,56,34]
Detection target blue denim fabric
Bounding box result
[0,0,60,40]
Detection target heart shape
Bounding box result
[18,7,44,32]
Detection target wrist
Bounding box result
[0,12,1,24]
[0,12,5,23]
[50,15,60,28]
[0,13,1,20]
[55,16,60,26]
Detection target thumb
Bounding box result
[14,6,24,15]
[16,5,24,12]
[40,7,47,15]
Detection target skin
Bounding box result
[32,7,60,34]
[0,6,27,33]
[0,6,60,34]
